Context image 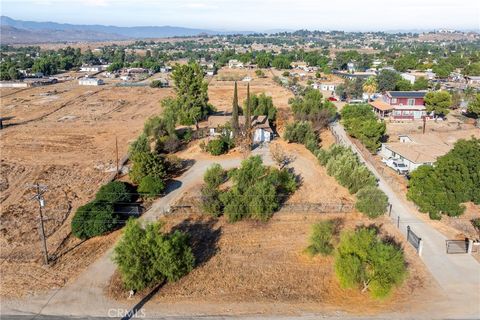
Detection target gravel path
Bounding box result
[330,122,480,319]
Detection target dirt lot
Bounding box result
[107,212,441,317]
[0,79,173,296]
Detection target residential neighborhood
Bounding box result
[0,2,479,320]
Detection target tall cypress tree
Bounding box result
[232,81,239,138]
[245,83,251,134]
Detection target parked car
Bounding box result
[382,158,409,175]
[328,96,338,101]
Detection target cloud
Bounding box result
[181,2,219,9]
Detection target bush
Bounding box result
[472,218,480,230]
[129,151,166,184]
[203,156,297,223]
[283,121,318,147]
[71,200,118,239]
[138,175,165,198]
[335,227,407,299]
[206,138,234,156]
[201,185,223,217]
[355,186,388,218]
[114,220,194,291]
[204,163,226,188]
[95,181,133,204]
[129,134,150,155]
[305,220,335,256]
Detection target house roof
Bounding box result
[370,99,393,112]
[387,91,426,99]
[384,129,480,164]
[207,115,273,132]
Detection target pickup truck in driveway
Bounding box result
[382,158,409,175]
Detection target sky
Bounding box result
[1,0,479,32]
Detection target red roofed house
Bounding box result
[370,91,431,121]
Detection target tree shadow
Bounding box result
[160,179,182,197]
[121,281,165,320]
[171,217,221,266]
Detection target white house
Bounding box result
[80,65,107,72]
[207,115,273,143]
[401,73,417,85]
[79,78,104,86]
[380,130,480,173]
[228,59,244,69]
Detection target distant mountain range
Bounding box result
[0,16,254,44]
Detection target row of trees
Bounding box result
[201,156,297,222]
[317,145,388,218]
[407,138,480,219]
[340,104,386,152]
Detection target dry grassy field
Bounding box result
[0,79,173,296]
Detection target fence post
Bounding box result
[468,239,473,254]
[418,239,424,256]
[397,216,400,228]
[388,204,392,217]
[407,225,410,238]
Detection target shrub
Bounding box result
[335,227,407,299]
[114,220,194,291]
[138,175,165,198]
[305,220,335,256]
[129,133,150,155]
[204,163,226,188]
[206,139,228,156]
[71,201,118,239]
[129,151,166,184]
[95,181,133,204]
[472,218,480,230]
[283,121,318,146]
[205,156,297,223]
[201,185,222,217]
[355,186,388,218]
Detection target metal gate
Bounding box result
[407,226,422,254]
[446,240,468,254]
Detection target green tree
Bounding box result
[232,81,240,138]
[424,91,452,117]
[71,201,118,239]
[171,62,214,128]
[355,186,388,218]
[138,175,165,197]
[113,220,194,291]
[395,79,412,91]
[335,227,407,299]
[377,69,401,92]
[96,181,133,204]
[413,77,429,90]
[255,52,272,68]
[129,151,166,184]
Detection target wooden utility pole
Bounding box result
[115,136,119,179]
[29,183,49,265]
[422,117,426,134]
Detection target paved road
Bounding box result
[330,122,480,319]
[1,146,273,319]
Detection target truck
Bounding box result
[382,157,409,175]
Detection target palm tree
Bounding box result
[363,76,378,100]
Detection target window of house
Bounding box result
[391,98,397,104]
[407,98,415,105]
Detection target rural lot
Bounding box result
[0,80,172,296]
